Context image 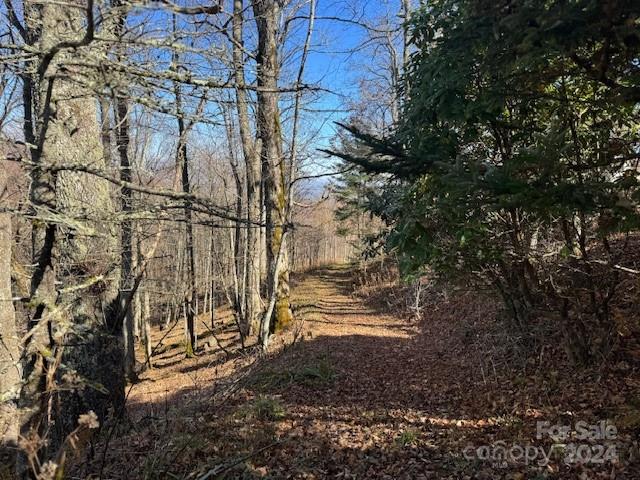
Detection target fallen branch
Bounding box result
[195,442,279,480]
[199,319,231,358]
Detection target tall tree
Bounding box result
[115,96,137,381]
[19,1,59,458]
[8,0,126,469]
[0,166,19,470]
[222,99,247,332]
[233,0,263,336]
[174,76,198,356]
[252,0,293,336]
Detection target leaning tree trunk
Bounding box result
[252,0,293,335]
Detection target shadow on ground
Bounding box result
[81,265,640,480]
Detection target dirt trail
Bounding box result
[95,264,638,479]
[292,264,414,338]
[249,264,491,478]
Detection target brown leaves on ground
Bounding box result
[76,264,640,479]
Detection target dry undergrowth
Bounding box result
[72,264,640,479]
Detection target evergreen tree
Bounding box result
[332,0,640,361]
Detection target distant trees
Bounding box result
[334,0,640,362]
[0,0,349,475]
[291,196,353,270]
[331,0,414,257]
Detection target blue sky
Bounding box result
[299,0,403,124]
[278,0,407,180]
[0,0,407,191]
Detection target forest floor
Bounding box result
[84,264,640,480]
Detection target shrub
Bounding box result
[333,0,640,363]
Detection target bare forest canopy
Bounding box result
[1,0,640,479]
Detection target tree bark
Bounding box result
[252,0,293,335]
[20,2,58,456]
[142,289,152,368]
[18,0,126,463]
[233,0,262,336]
[175,79,197,356]
[115,97,138,382]
[0,166,20,470]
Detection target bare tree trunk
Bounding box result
[19,7,58,457]
[134,221,148,343]
[260,183,268,286]
[133,294,141,340]
[167,236,183,332]
[232,0,262,336]
[253,0,293,335]
[0,167,20,470]
[133,247,142,342]
[15,1,126,466]
[163,303,172,331]
[21,81,57,464]
[222,102,246,326]
[203,236,211,315]
[209,227,217,330]
[175,80,197,356]
[115,97,137,382]
[142,290,152,368]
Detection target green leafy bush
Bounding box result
[333,0,640,362]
